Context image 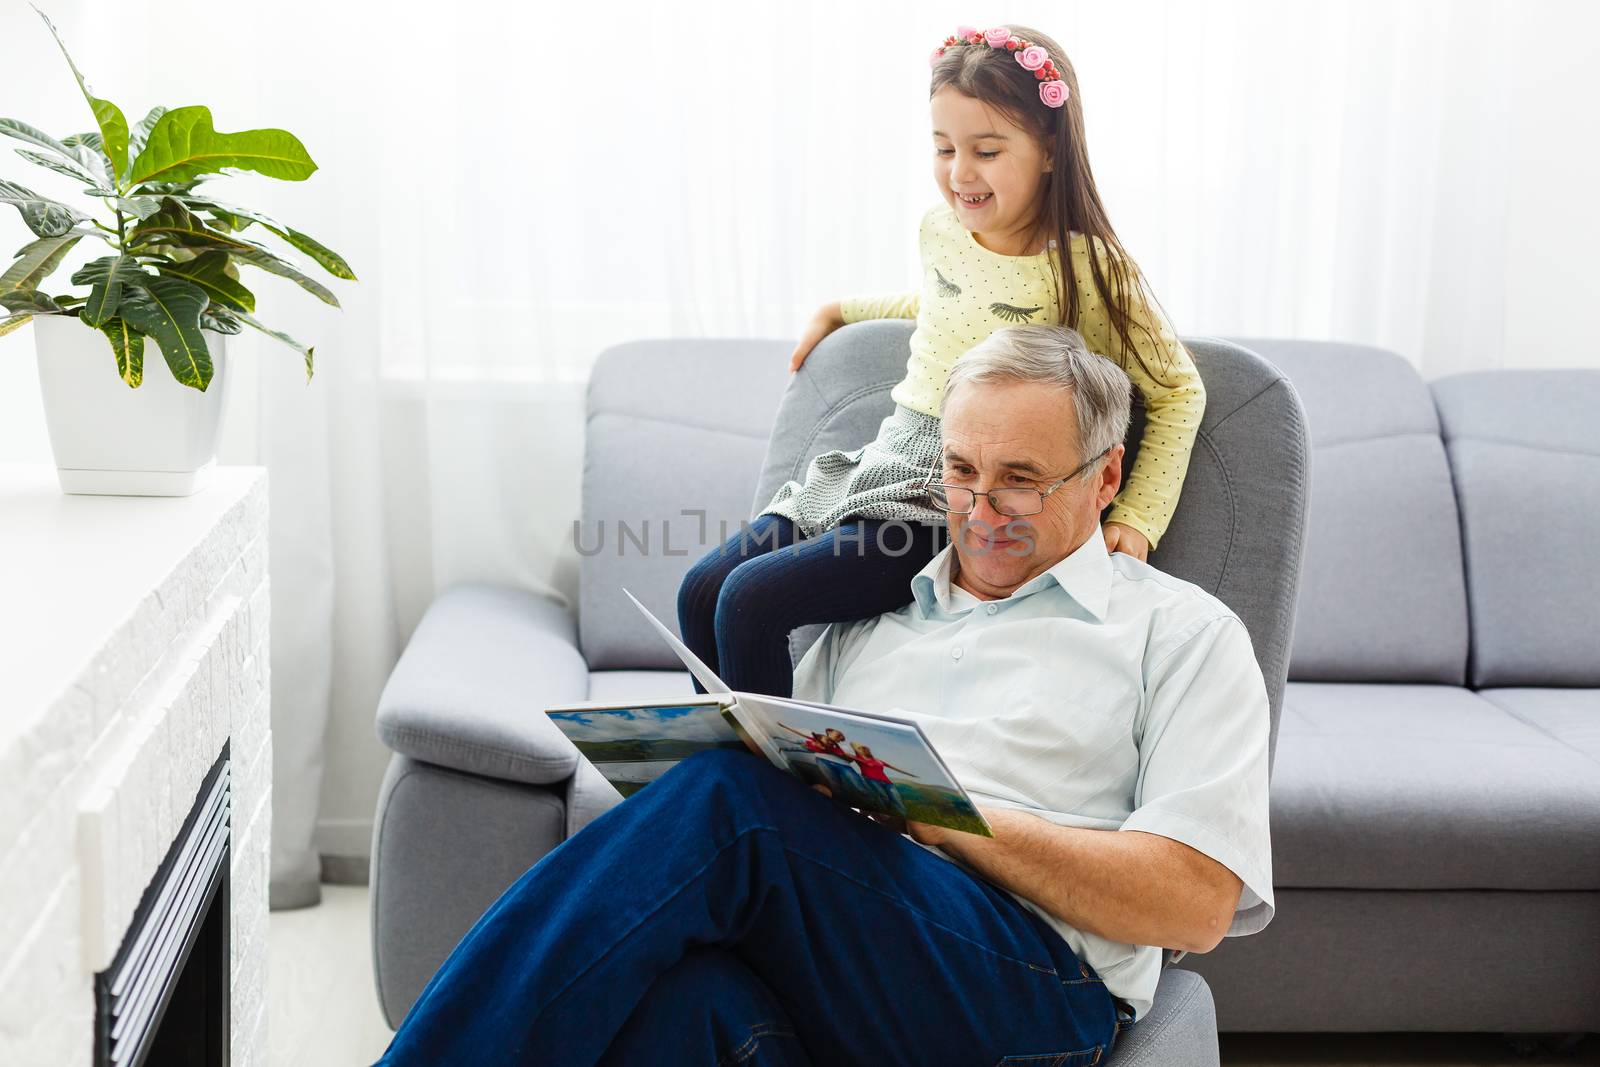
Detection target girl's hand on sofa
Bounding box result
[1103,522,1150,561]
[788,302,846,373]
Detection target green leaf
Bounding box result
[111,195,163,220]
[202,205,247,231]
[0,118,77,160]
[176,195,356,280]
[0,312,33,338]
[0,119,107,186]
[128,106,316,186]
[99,316,144,387]
[235,310,314,383]
[11,226,99,258]
[61,132,115,176]
[201,306,243,334]
[117,275,212,389]
[34,6,130,186]
[131,243,191,265]
[157,250,255,312]
[73,255,144,328]
[260,224,354,281]
[177,197,251,231]
[1,232,82,294]
[57,133,115,189]
[127,106,167,162]
[129,178,209,197]
[131,199,340,306]
[231,245,339,307]
[127,197,255,254]
[13,147,98,185]
[0,178,88,237]
[0,288,64,314]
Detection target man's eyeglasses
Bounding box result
[923,447,1111,517]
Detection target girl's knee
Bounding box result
[680,547,733,614]
[713,555,792,621]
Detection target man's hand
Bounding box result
[903,819,950,846]
[1102,522,1150,561]
[812,784,954,846]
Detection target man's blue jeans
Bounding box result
[378,750,1120,1066]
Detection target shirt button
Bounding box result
[952,646,963,660]
[985,603,998,615]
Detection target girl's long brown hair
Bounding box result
[930,26,1173,384]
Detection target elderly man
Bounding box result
[378,326,1274,1067]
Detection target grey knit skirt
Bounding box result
[758,404,947,538]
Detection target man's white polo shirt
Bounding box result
[790,527,1275,1022]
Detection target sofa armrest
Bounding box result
[376,583,589,785]
[563,758,625,839]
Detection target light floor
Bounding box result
[268,885,392,1066]
[269,885,1597,1067]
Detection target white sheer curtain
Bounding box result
[1,0,1593,906]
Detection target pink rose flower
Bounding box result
[984,26,1013,47]
[1017,45,1049,71]
[1039,80,1069,108]
[956,25,979,39]
[929,47,945,67]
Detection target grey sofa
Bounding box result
[1170,341,1600,1038]
[370,321,1310,1066]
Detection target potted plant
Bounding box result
[0,7,354,495]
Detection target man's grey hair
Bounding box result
[940,325,1133,462]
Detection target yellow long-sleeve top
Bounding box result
[840,204,1205,549]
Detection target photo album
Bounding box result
[545,590,992,837]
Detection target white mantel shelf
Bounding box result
[0,462,272,1066]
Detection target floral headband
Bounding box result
[930,25,1070,109]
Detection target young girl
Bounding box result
[842,743,917,817]
[678,23,1205,697]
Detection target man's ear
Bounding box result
[1096,444,1126,510]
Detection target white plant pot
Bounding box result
[33,313,228,496]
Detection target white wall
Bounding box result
[1502,2,1600,369]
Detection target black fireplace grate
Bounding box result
[94,744,231,1067]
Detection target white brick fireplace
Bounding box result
[0,464,271,1066]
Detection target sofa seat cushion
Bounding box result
[1270,682,1600,890]
[1102,968,1218,1067]
[1479,688,1600,767]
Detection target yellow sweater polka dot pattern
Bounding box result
[839,204,1205,550]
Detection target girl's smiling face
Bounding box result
[931,86,1053,256]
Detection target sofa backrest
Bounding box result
[1231,339,1470,685]
[578,339,791,669]
[580,325,1311,773]
[750,322,1310,774]
[1432,370,1600,687]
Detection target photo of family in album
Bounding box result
[774,722,917,816]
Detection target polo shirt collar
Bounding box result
[910,529,1113,621]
